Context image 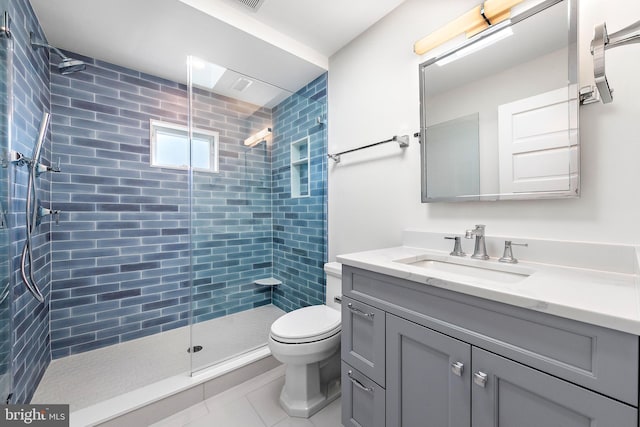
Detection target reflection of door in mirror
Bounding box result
[498,87,578,194]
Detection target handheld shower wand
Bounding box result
[19,112,50,303]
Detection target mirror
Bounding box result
[419,0,578,202]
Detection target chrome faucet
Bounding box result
[465,224,489,260]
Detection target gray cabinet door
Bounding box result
[342,296,386,386]
[386,314,471,427]
[472,347,637,427]
[342,362,385,427]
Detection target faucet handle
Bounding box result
[444,236,466,257]
[499,240,528,264]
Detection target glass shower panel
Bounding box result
[187,57,328,374]
[0,5,12,404]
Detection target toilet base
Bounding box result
[279,370,341,418]
[278,351,341,418]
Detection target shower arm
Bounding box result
[29,33,71,61]
[581,19,640,104]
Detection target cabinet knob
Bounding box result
[473,371,488,388]
[451,361,464,376]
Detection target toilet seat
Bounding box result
[270,305,341,344]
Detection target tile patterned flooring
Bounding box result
[151,365,342,427]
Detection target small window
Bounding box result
[150,120,219,172]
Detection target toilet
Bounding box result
[268,262,342,418]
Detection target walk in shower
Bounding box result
[1,0,327,419]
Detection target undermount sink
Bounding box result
[395,257,532,284]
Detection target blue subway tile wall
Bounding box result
[271,74,328,312]
[5,0,52,403]
[50,56,273,357]
[190,87,273,324]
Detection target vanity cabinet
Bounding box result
[341,266,639,427]
[386,314,471,427]
[341,362,385,427]
[341,296,386,386]
[472,347,636,426]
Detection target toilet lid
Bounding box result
[270,305,341,343]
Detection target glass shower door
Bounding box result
[187,56,328,375]
[0,5,12,404]
[187,56,283,374]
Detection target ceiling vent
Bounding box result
[231,77,253,92]
[233,0,266,12]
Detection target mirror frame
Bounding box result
[419,0,578,203]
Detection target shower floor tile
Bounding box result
[32,305,285,412]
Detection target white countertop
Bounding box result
[337,245,640,335]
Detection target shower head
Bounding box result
[30,32,86,74]
[58,58,86,75]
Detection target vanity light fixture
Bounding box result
[413,0,522,56]
[244,127,272,147]
[436,25,513,66]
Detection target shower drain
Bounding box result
[187,345,203,353]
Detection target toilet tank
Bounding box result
[324,262,342,311]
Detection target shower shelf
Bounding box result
[254,278,282,286]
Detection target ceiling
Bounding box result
[212,0,405,57]
[30,0,405,100]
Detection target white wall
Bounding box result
[328,0,640,259]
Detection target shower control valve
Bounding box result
[35,158,61,176]
[37,206,61,226]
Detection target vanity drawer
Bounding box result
[343,266,639,406]
[341,362,385,427]
[342,296,386,387]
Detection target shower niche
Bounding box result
[291,136,310,198]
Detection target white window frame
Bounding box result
[149,119,219,173]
